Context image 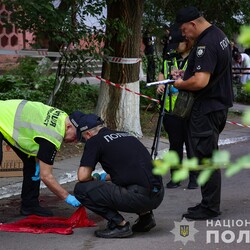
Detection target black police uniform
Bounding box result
[184,25,233,214]
[0,134,57,210]
[74,127,164,226]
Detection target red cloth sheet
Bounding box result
[0,206,96,235]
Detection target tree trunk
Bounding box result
[96,0,144,137]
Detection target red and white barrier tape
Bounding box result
[1,50,142,65]
[107,56,141,64]
[226,120,250,129]
[88,72,250,130]
[87,72,160,103]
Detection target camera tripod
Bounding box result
[149,58,175,159]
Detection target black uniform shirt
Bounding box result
[35,138,57,165]
[184,25,234,114]
[80,128,162,189]
[0,137,57,165]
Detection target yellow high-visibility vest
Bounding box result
[163,57,188,111]
[0,99,67,156]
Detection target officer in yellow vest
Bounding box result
[0,99,81,216]
[157,26,198,189]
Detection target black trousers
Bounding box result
[186,104,228,213]
[163,113,198,181]
[74,181,164,226]
[0,134,40,207]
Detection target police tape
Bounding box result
[0,50,141,65]
[88,72,250,130]
[0,49,61,57]
[226,120,250,128]
[107,56,141,64]
[87,72,160,103]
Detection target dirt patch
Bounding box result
[55,142,84,162]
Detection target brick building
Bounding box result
[0,3,33,67]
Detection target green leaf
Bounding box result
[238,26,250,47]
[172,168,189,183]
[212,150,230,165]
[201,158,211,165]
[225,163,243,177]
[182,157,199,170]
[197,169,214,186]
[243,83,250,93]
[242,110,250,125]
[235,155,250,166]
[152,159,170,176]
[162,150,179,166]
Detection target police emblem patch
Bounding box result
[170,218,199,245]
[196,46,206,57]
[180,225,189,237]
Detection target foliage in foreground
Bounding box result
[153,150,250,186]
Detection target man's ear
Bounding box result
[66,123,71,129]
[66,123,75,133]
[190,21,196,28]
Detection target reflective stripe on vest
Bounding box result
[12,100,63,154]
[163,58,178,79]
[0,99,66,156]
[163,57,188,111]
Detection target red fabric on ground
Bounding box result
[0,206,96,235]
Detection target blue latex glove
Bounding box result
[65,194,81,207]
[170,85,179,94]
[32,162,40,181]
[92,172,107,181]
[100,172,107,181]
[167,85,179,94]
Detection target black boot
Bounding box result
[20,205,53,217]
[132,211,156,232]
[95,222,133,238]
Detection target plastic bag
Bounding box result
[0,206,96,235]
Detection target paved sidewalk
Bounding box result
[229,102,249,113]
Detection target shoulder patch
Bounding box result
[196,46,206,58]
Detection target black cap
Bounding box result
[69,111,104,141]
[176,6,202,25]
[167,25,186,50]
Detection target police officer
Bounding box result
[173,6,233,220]
[0,99,81,216]
[157,26,198,189]
[72,111,164,238]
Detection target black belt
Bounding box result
[126,185,160,196]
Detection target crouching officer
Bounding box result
[0,99,81,216]
[71,111,164,238]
